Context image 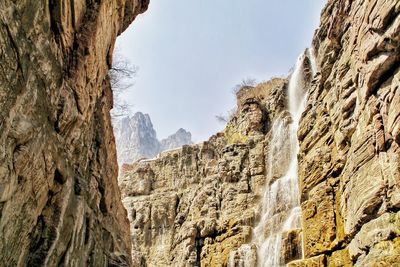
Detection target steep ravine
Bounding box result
[1,0,399,266]
[120,0,400,266]
[0,0,149,266]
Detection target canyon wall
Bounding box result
[1,0,399,266]
[294,0,400,265]
[0,0,148,266]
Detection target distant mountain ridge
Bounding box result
[113,112,192,165]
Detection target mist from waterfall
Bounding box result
[229,48,317,267]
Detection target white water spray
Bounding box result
[229,48,317,267]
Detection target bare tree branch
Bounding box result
[232,77,257,95]
[109,51,138,118]
[215,108,237,124]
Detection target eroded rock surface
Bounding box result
[0,0,148,266]
[1,0,399,266]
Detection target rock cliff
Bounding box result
[120,0,400,266]
[294,0,400,265]
[0,0,148,266]
[113,113,192,165]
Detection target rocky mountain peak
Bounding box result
[114,112,160,165]
[160,128,193,151]
[113,113,192,165]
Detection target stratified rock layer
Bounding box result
[298,0,400,265]
[0,0,148,266]
[1,0,399,266]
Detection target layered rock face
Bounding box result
[0,0,148,266]
[113,113,192,165]
[119,79,299,266]
[2,0,399,266]
[293,0,400,266]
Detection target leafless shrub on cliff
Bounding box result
[232,77,257,95]
[215,108,237,124]
[109,52,138,118]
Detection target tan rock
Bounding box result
[354,238,400,267]
[281,229,302,264]
[299,0,400,264]
[288,255,326,267]
[0,0,149,265]
[348,211,400,261]
[328,249,352,267]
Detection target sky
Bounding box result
[116,0,327,142]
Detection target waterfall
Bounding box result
[229,48,317,267]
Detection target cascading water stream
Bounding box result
[229,48,317,267]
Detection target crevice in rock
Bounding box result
[48,0,61,37]
[54,169,66,185]
[194,237,204,267]
[0,203,3,221]
[367,60,400,98]
[84,216,91,245]
[74,177,82,195]
[98,184,108,214]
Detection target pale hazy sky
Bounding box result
[116,0,326,142]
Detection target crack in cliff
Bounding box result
[368,61,400,98]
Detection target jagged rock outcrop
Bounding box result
[293,0,400,266]
[113,113,192,165]
[0,0,149,266]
